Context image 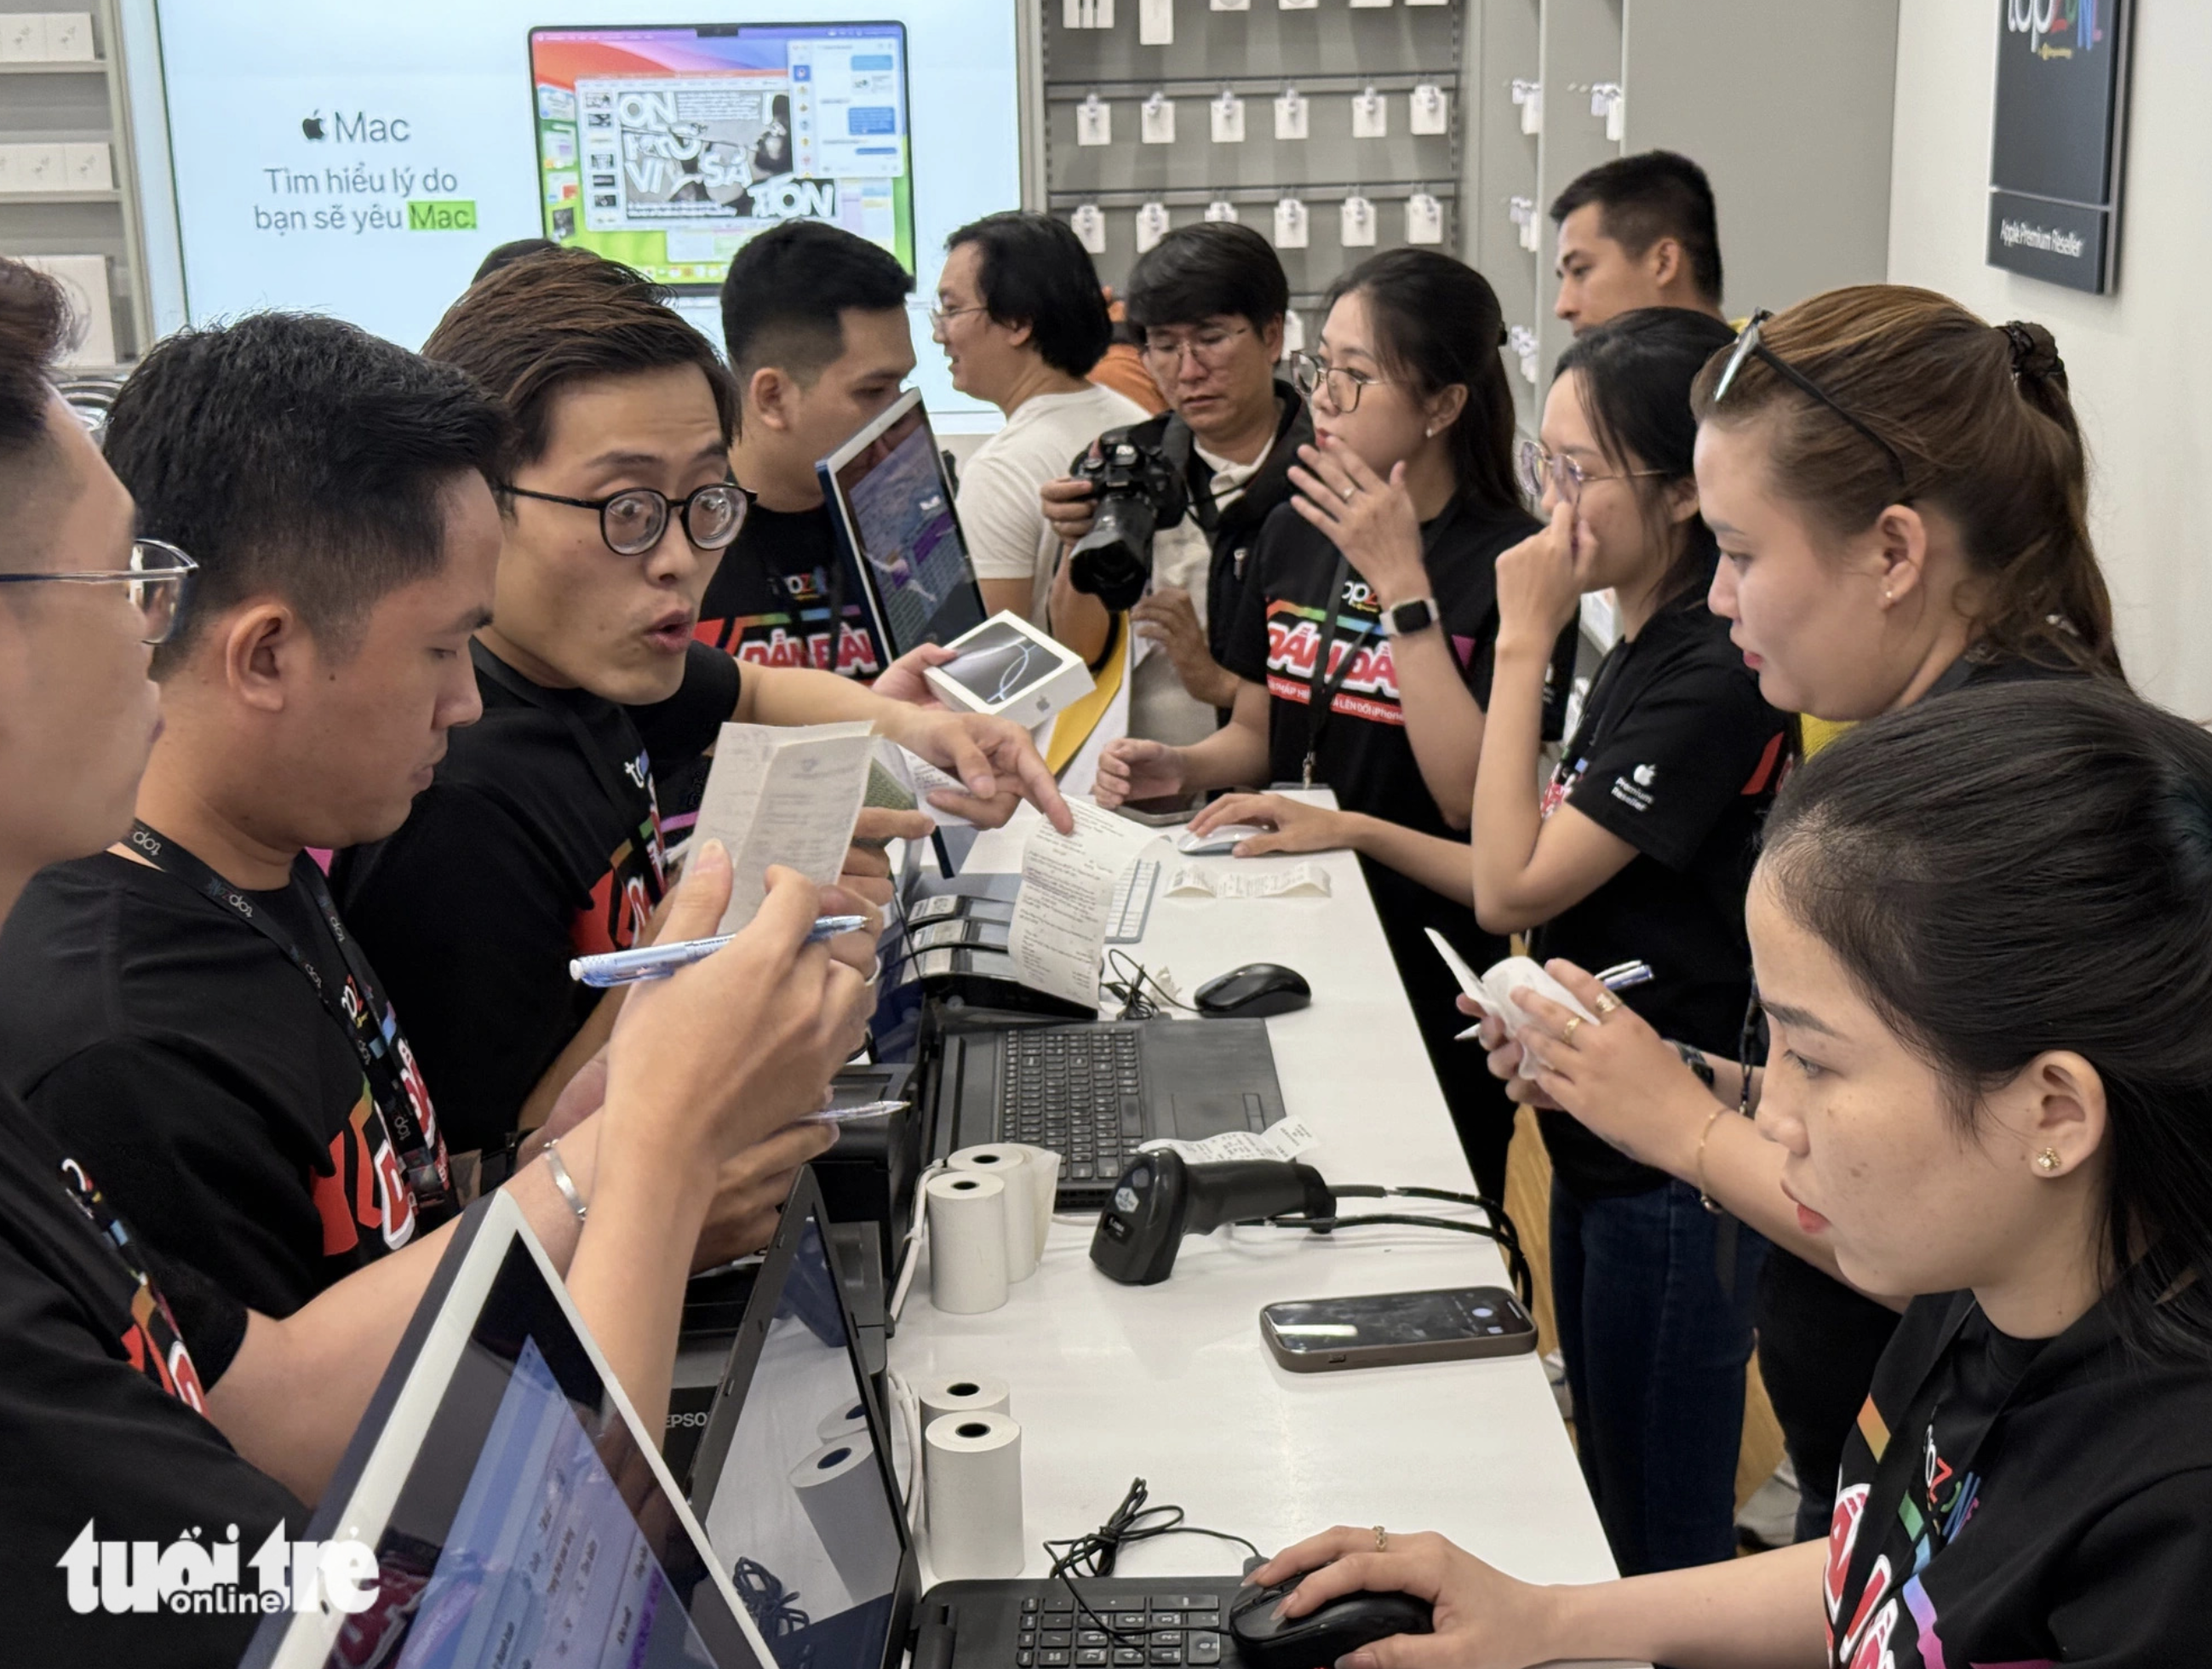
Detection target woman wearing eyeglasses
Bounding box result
[1257,680,2212,1669]
[1485,285,2127,1547]
[1096,249,1573,1200]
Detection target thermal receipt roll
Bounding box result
[925,1171,1010,1314]
[818,1397,871,1442]
[1009,1144,1061,1257]
[924,1412,1024,1579]
[917,1374,1011,1430]
[791,1433,903,1587]
[949,1144,1038,1281]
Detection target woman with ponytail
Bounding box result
[1478,285,2130,1543]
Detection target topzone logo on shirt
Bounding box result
[59,1521,378,1617]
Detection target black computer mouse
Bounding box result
[1228,1577,1433,1669]
[1194,963,1312,1018]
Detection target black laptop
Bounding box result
[916,1006,1287,1209]
[688,1168,1249,1669]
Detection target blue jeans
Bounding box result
[1551,1178,1768,1574]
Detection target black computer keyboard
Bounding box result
[992,1028,1144,1185]
[1013,1585,1228,1669]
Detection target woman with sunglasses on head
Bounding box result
[1481,285,2126,1546]
[1256,680,2212,1669]
[1095,249,1574,1200]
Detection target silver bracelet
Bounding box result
[544,1138,588,1224]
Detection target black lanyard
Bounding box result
[471,641,668,900]
[1300,498,1460,789]
[125,822,456,1220]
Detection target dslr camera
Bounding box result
[1065,428,1189,611]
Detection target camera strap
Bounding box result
[125,821,457,1221]
[1299,499,1460,789]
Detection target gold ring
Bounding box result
[1593,992,1621,1016]
[1372,1525,1389,1552]
[1561,1016,1584,1047]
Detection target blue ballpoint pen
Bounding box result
[568,915,870,988]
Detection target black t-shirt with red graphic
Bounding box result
[0,1085,302,1661]
[1529,587,1790,1199]
[1820,1289,2212,1668]
[661,501,888,829]
[334,639,739,1154]
[0,850,452,1316]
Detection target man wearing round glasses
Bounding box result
[1040,222,1314,747]
[335,251,1071,1156]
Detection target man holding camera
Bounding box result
[1041,223,1312,747]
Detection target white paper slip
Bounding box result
[1430,932,1602,1041]
[1007,801,1155,1008]
[1141,1117,1321,1166]
[1139,0,1173,44]
[1274,89,1309,141]
[1273,197,1309,249]
[1135,201,1172,253]
[1410,83,1448,135]
[872,739,978,829]
[1339,195,1376,247]
[696,721,877,934]
[1406,192,1444,245]
[1165,862,1331,898]
[1352,87,1387,138]
[1141,92,1176,144]
[1211,90,1246,143]
[1077,94,1112,146]
[1071,203,1108,255]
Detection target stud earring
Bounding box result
[2036,1148,2063,1173]
[1882,588,1894,605]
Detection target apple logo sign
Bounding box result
[301,112,325,141]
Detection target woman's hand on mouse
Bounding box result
[1248,1527,1562,1669]
[1188,792,1355,858]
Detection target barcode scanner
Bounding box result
[1090,1151,1336,1286]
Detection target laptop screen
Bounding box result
[697,1202,908,1669]
[249,1200,760,1669]
[823,390,987,658]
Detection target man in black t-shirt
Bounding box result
[0,255,876,1659]
[341,250,1070,1150]
[0,312,845,1317]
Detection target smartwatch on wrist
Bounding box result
[1379,596,1440,639]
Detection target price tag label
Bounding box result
[1071,204,1108,255]
[1352,88,1388,139]
[1077,94,1112,146]
[1211,0,1250,11]
[1274,88,1309,140]
[1339,195,1376,248]
[1211,91,1246,143]
[1410,83,1448,135]
[1279,0,1317,10]
[1141,93,1176,144]
[1281,308,1306,357]
[1205,199,1239,223]
[1406,192,1443,245]
[1136,202,1172,253]
[1516,83,1542,135]
[1140,0,1174,43]
[1273,198,1309,249]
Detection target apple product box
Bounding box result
[921,611,1094,726]
[0,14,49,60]
[44,13,96,60]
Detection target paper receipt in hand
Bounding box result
[695,720,876,933]
[1007,801,1155,1007]
[1426,931,1600,1041]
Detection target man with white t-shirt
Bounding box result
[932,212,1149,626]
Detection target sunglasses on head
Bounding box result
[1711,309,1909,489]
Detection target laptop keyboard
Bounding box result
[994,1028,1144,1184]
[1017,1589,1226,1668]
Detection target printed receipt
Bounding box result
[1008,800,1155,1007]
[1140,1116,1321,1165]
[696,720,877,933]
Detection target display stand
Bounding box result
[0,0,155,368]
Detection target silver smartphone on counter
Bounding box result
[1260,1285,1538,1372]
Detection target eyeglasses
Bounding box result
[501,480,749,558]
[929,303,989,336]
[1516,439,1666,507]
[0,536,197,645]
[1141,323,1252,370]
[1711,309,1909,486]
[1289,350,1392,414]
